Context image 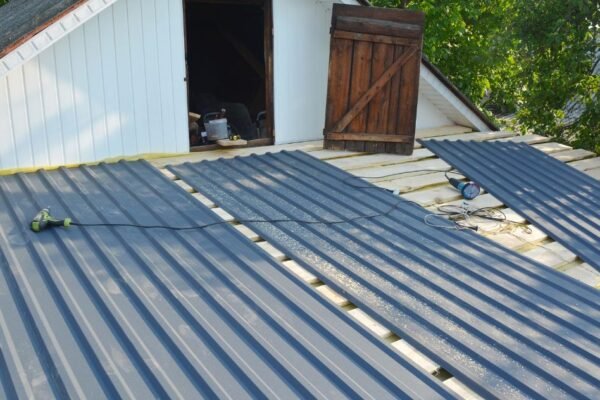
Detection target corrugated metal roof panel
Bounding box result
[168,151,600,400]
[0,160,454,399]
[422,139,600,271]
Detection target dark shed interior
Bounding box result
[185,0,272,146]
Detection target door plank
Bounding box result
[366,42,395,153]
[324,38,353,150]
[394,44,421,153]
[330,46,417,134]
[333,30,419,47]
[326,133,413,142]
[347,40,373,152]
[386,45,403,137]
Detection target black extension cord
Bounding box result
[66,169,521,232]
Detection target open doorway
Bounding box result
[184,0,273,150]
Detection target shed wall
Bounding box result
[0,0,488,167]
[0,0,188,171]
[416,92,453,129]
[272,0,335,144]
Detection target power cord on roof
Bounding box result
[30,163,463,233]
[29,192,421,233]
[345,169,528,232]
[424,203,532,233]
[29,169,526,234]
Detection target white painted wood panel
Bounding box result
[272,0,334,145]
[0,0,119,75]
[0,0,188,171]
[415,92,453,129]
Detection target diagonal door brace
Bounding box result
[328,46,417,134]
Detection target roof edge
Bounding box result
[0,0,117,79]
[421,57,499,131]
[0,1,86,59]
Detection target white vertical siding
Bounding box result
[272,0,337,144]
[415,91,453,129]
[0,0,188,171]
[0,0,489,166]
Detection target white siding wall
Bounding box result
[0,0,188,171]
[272,0,336,144]
[272,0,361,145]
[415,91,453,129]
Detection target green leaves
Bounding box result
[372,0,599,153]
[510,0,598,149]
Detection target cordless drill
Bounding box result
[31,208,72,233]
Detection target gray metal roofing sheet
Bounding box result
[168,150,600,400]
[421,139,600,271]
[0,160,454,399]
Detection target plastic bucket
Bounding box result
[204,118,228,141]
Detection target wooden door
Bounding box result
[324,4,424,154]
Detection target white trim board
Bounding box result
[419,64,491,132]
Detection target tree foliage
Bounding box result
[372,0,599,153]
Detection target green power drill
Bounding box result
[31,208,72,233]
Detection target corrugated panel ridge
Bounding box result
[0,160,454,399]
[421,139,600,271]
[168,150,600,400]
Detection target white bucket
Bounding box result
[205,118,228,141]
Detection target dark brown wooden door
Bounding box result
[324,4,424,154]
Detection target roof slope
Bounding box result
[0,160,454,399]
[423,139,600,271]
[0,0,116,77]
[168,150,600,399]
[0,0,84,57]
